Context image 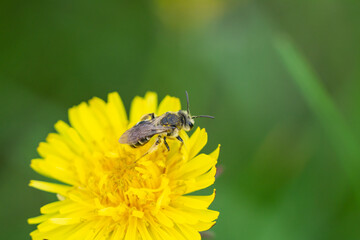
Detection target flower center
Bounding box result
[85,144,175,222]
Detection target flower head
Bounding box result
[29,92,219,240]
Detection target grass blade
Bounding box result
[274,35,360,194]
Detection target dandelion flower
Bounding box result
[28,92,220,240]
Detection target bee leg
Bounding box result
[145,136,162,155]
[177,135,188,151]
[134,136,161,163]
[140,113,155,121]
[176,136,183,144]
[163,137,170,151]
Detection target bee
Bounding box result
[119,91,214,154]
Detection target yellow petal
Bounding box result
[193,221,216,231]
[30,159,76,186]
[129,96,145,124]
[45,133,77,160]
[37,140,72,161]
[124,217,138,240]
[72,156,89,185]
[163,226,187,240]
[150,223,174,240]
[29,180,72,196]
[137,220,153,240]
[83,220,110,240]
[68,103,105,149]
[209,144,221,160]
[181,154,217,179]
[110,225,126,240]
[37,220,59,232]
[28,213,56,224]
[33,224,78,239]
[66,222,94,240]
[132,209,144,218]
[144,92,158,114]
[185,169,216,194]
[163,207,198,225]
[59,202,88,214]
[176,189,216,209]
[106,92,128,136]
[155,211,174,227]
[157,95,181,116]
[30,159,52,179]
[54,120,90,155]
[67,191,95,208]
[187,128,207,160]
[129,92,158,124]
[176,207,219,223]
[68,103,92,143]
[50,218,81,225]
[88,97,114,134]
[92,221,111,240]
[40,200,70,214]
[176,224,201,240]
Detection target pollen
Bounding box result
[28,92,220,240]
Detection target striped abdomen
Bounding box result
[130,135,152,148]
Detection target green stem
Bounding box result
[274,35,360,196]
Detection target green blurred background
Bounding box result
[1,0,360,239]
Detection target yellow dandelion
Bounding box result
[28,92,220,240]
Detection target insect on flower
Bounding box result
[119,91,214,154]
[28,91,220,240]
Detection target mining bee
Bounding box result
[119,91,214,156]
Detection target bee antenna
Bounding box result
[185,90,190,114]
[192,115,215,119]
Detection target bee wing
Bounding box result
[119,121,173,144]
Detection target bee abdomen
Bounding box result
[130,136,151,148]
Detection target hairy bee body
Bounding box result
[119,111,188,148]
[119,92,214,152]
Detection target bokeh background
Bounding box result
[1,0,360,239]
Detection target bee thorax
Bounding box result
[160,113,181,127]
[166,128,179,138]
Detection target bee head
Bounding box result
[178,110,195,131]
[179,91,214,131]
